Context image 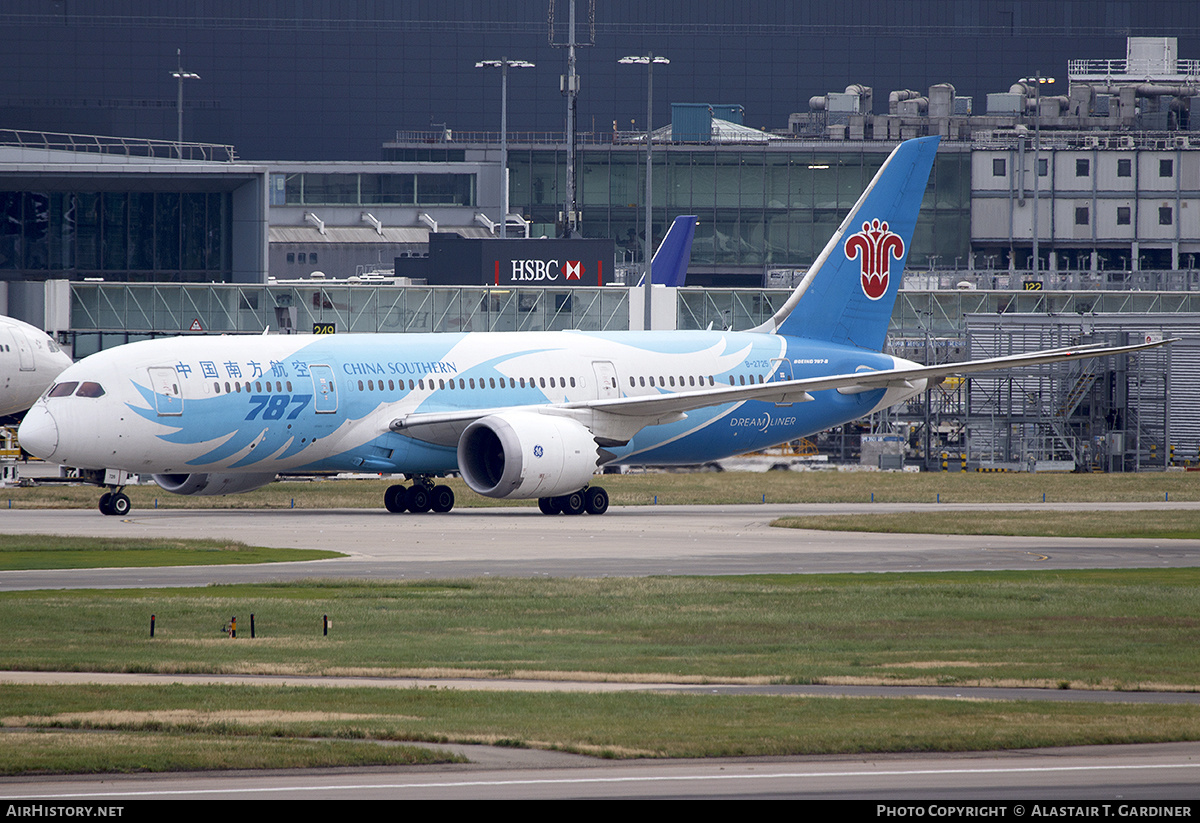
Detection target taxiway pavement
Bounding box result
[1,502,1198,590]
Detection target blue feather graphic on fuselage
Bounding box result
[127,381,332,468]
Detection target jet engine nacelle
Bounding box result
[152,472,278,496]
[457,412,599,499]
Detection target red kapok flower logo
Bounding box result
[845,218,904,301]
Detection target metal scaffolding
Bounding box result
[963,315,1191,471]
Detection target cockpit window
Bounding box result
[46,381,105,398]
[48,382,78,397]
[76,382,106,398]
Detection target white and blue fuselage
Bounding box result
[21,329,914,478]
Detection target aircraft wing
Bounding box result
[390,338,1172,447]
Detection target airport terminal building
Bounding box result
[3,30,1200,290]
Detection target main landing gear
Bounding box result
[383,476,455,514]
[537,485,609,516]
[381,479,610,516]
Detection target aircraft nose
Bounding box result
[18,404,59,460]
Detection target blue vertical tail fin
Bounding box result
[638,215,697,287]
[751,136,939,351]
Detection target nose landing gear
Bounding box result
[98,489,131,516]
[79,469,138,516]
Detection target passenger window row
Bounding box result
[213,380,294,394]
[354,375,580,392]
[629,375,719,389]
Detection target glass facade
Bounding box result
[0,190,232,282]
[509,145,971,270]
[1,4,1197,162]
[64,281,1200,359]
[273,172,476,207]
[66,283,632,357]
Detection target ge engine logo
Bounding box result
[533,445,544,458]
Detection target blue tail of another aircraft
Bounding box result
[638,215,697,287]
[753,136,939,351]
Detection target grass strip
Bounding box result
[0,728,456,775]
[2,572,1199,690]
[771,510,1200,539]
[3,683,1200,770]
[2,470,1197,509]
[0,534,343,571]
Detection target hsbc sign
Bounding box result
[493,237,613,286]
[510,259,586,282]
[398,235,615,287]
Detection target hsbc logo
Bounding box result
[511,259,558,281]
[509,259,586,282]
[844,218,904,301]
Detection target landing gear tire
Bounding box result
[384,484,408,513]
[99,491,130,516]
[406,485,432,513]
[430,485,455,513]
[538,497,559,515]
[558,490,586,516]
[584,486,609,515]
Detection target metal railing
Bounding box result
[68,283,632,336]
[391,130,615,147]
[971,131,1197,151]
[388,129,932,149]
[1068,58,1200,79]
[66,281,1200,341]
[676,288,784,331]
[902,269,1200,292]
[0,129,238,162]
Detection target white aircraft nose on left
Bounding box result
[17,403,58,459]
[1,315,73,417]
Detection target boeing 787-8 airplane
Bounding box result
[18,137,1166,516]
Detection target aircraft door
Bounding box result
[309,364,338,413]
[6,327,34,371]
[592,361,620,400]
[148,366,183,416]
